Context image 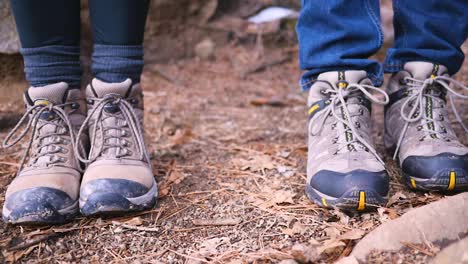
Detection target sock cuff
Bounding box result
[20,45,81,88]
[93,44,144,58]
[91,44,144,83]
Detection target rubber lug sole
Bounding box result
[306,184,387,212]
[403,171,468,192]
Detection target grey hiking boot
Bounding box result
[2,83,87,224]
[77,78,157,216]
[385,62,468,192]
[306,71,390,212]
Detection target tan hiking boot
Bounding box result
[2,83,87,224]
[77,78,157,216]
[306,71,390,212]
[385,62,468,191]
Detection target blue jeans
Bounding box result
[297,0,468,88]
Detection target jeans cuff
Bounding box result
[300,68,384,91]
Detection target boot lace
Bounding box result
[75,94,150,164]
[2,102,79,173]
[310,82,389,166]
[393,76,468,159]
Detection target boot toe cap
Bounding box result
[3,187,77,224]
[309,169,389,198]
[402,153,468,191]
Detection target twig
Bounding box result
[167,249,209,263]
[112,221,160,233]
[192,217,242,226]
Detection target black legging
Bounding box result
[10,0,150,48]
[10,0,150,87]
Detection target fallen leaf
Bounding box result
[159,170,187,197]
[290,243,319,263]
[267,190,296,206]
[124,217,143,226]
[282,222,306,236]
[231,154,276,172]
[387,191,407,206]
[199,237,230,256]
[338,229,365,241]
[318,240,346,255]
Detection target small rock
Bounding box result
[194,39,215,60]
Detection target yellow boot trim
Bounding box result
[321,198,328,207]
[357,191,366,211]
[448,171,456,191]
[410,179,417,189]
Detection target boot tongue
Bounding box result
[404,62,448,80]
[27,82,69,106]
[308,70,369,106]
[91,78,132,98]
[316,70,368,86]
[26,83,70,166]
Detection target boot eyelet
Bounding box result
[129,98,139,104]
[86,99,94,105]
[71,103,80,109]
[417,126,422,131]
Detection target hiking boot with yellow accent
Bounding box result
[306,71,390,212]
[77,78,157,216]
[385,62,468,192]
[2,83,87,224]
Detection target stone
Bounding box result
[0,0,20,54]
[194,39,215,60]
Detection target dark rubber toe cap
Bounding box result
[3,187,77,224]
[80,179,156,216]
[80,178,150,199]
[402,153,468,180]
[310,169,389,198]
[402,153,468,191]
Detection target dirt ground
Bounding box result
[0,42,467,263]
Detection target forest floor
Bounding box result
[0,43,467,263]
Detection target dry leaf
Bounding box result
[124,217,143,226]
[282,222,306,236]
[338,229,365,241]
[199,237,229,256]
[318,240,346,255]
[267,190,296,206]
[387,191,407,206]
[290,243,319,263]
[231,154,276,172]
[159,170,186,197]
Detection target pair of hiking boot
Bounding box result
[306,62,468,212]
[2,79,158,224]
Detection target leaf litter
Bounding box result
[0,43,467,263]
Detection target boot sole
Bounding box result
[79,181,158,216]
[306,185,387,212]
[2,201,78,225]
[402,171,468,192]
